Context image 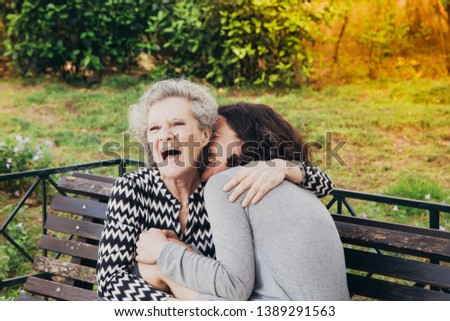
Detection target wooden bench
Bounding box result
[18,172,450,301]
[17,173,113,301]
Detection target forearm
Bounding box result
[298,161,334,197]
[138,262,199,300]
[278,159,334,197]
[282,160,304,184]
[138,263,170,292]
[157,169,255,301]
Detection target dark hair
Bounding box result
[218,102,310,167]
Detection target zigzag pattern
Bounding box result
[96,167,215,301]
[299,162,334,197]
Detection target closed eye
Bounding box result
[173,121,185,126]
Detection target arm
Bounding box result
[224,159,334,206]
[155,171,255,300]
[96,175,171,301]
[295,161,334,198]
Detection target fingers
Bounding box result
[241,177,279,207]
[135,228,169,264]
[224,162,287,207]
[223,167,252,192]
[228,176,254,203]
[162,229,178,239]
[250,180,277,205]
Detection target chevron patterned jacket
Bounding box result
[96,163,333,300]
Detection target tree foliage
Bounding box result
[4,0,329,86]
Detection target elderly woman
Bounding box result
[96,79,335,300]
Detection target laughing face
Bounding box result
[147,97,211,179]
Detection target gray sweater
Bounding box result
[157,167,350,301]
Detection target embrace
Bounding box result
[96,78,349,301]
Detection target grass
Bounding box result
[0,75,449,300]
[1,76,449,223]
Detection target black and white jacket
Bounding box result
[96,163,333,300]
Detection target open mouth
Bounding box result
[161,148,182,161]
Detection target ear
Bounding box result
[201,127,212,148]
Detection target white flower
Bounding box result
[6,158,12,163]
[17,223,23,228]
[362,213,368,219]
[44,140,53,147]
[15,135,23,142]
[33,155,40,161]
[13,146,19,153]
[14,190,21,197]
[393,205,399,211]
[424,194,430,200]
[24,137,31,143]
[6,163,10,169]
[0,141,4,146]
[439,226,446,231]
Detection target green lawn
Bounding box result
[0,76,449,299]
[1,76,449,225]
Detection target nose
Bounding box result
[158,126,175,142]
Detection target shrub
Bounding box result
[211,0,324,87]
[354,8,412,79]
[0,0,21,55]
[0,221,39,300]
[5,0,156,80]
[144,0,329,87]
[0,221,39,280]
[140,0,220,82]
[5,0,329,87]
[0,135,52,191]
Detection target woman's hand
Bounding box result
[137,263,170,292]
[223,159,303,207]
[136,228,169,264]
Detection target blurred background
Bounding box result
[0,0,449,299]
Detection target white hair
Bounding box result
[128,78,218,166]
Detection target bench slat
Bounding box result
[336,221,450,261]
[347,274,450,301]
[72,172,117,184]
[332,214,450,240]
[33,256,96,284]
[39,235,98,261]
[58,176,113,200]
[50,195,107,221]
[344,248,450,288]
[45,214,103,240]
[24,277,98,301]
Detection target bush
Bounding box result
[213,0,326,87]
[0,135,53,191]
[5,0,156,80]
[0,1,22,55]
[144,0,328,87]
[0,222,38,281]
[140,0,220,82]
[5,0,329,87]
[0,221,39,300]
